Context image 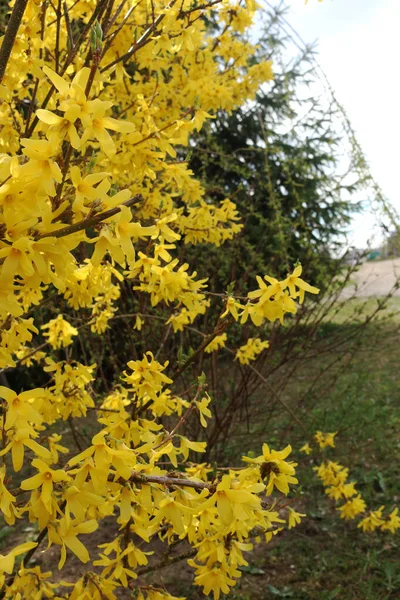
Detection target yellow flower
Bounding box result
[337,495,366,520]
[18,139,62,196]
[67,431,137,482]
[287,507,306,529]
[202,568,237,599]
[69,166,110,213]
[190,562,237,599]
[0,386,44,429]
[358,506,385,532]
[300,442,312,455]
[64,484,105,522]
[91,205,155,267]
[213,474,262,525]
[283,264,320,304]
[153,496,195,535]
[0,426,52,471]
[179,437,207,461]
[235,337,269,364]
[21,458,71,511]
[380,508,400,534]
[47,515,98,569]
[47,434,69,465]
[185,462,213,481]
[0,466,17,523]
[195,394,212,427]
[204,333,227,353]
[221,296,242,320]
[42,315,78,348]
[80,98,135,158]
[326,481,358,501]
[42,65,89,102]
[314,430,337,449]
[36,108,81,149]
[314,461,348,487]
[0,236,76,289]
[248,274,286,303]
[134,314,144,330]
[123,352,172,401]
[0,542,37,575]
[243,444,298,495]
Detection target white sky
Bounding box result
[275,0,400,248]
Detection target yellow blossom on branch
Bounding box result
[235,337,269,364]
[41,315,78,348]
[0,0,325,596]
[204,333,227,353]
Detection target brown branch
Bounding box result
[68,416,83,451]
[36,194,143,240]
[245,361,310,438]
[24,0,47,134]
[137,549,197,576]
[103,0,129,35]
[27,0,110,137]
[152,382,205,451]
[0,0,29,84]
[63,1,75,59]
[101,0,116,34]
[128,471,211,491]
[100,0,178,72]
[55,0,62,72]
[101,0,140,58]
[179,0,221,16]
[173,318,231,377]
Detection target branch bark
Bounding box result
[128,471,211,491]
[0,0,29,84]
[36,194,143,240]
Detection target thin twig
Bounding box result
[100,0,178,72]
[136,549,197,576]
[152,383,205,451]
[246,362,310,438]
[173,319,231,377]
[63,1,74,58]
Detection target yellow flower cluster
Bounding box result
[0,0,322,597]
[303,433,400,534]
[204,333,227,353]
[41,315,78,348]
[222,265,319,326]
[235,337,269,365]
[314,430,336,449]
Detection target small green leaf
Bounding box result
[239,565,265,575]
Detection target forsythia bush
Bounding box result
[0,0,322,598]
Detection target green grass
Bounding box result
[160,315,400,599]
[323,296,400,325]
[244,320,400,599]
[276,326,399,599]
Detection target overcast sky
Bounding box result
[274,0,399,248]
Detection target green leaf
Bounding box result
[239,565,265,575]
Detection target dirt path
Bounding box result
[342,258,400,297]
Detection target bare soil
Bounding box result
[342,258,400,297]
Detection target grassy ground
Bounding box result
[159,305,400,599]
[249,317,400,599]
[324,296,400,325]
